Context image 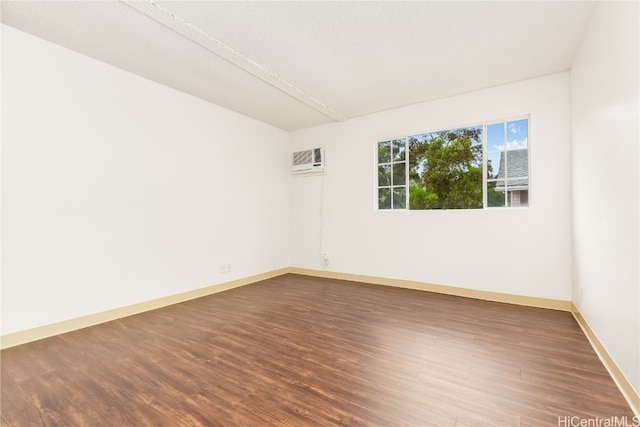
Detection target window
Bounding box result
[377,117,529,210]
[377,139,407,209]
[486,119,529,207]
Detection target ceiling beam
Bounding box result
[120,0,348,123]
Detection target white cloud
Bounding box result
[491,137,527,151]
[508,137,527,149]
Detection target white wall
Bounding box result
[571,2,639,394]
[1,25,291,335]
[2,4,637,398]
[291,73,573,301]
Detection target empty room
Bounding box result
[1,1,638,426]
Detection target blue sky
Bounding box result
[487,119,528,152]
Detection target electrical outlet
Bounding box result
[220,264,226,274]
[226,264,232,273]
[322,253,329,268]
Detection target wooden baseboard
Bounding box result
[0,268,289,350]
[570,304,640,418]
[290,267,573,311]
[3,266,637,418]
[0,268,569,350]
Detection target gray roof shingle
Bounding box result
[495,149,528,191]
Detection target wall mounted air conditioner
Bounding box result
[292,147,325,174]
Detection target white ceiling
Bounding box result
[1,1,596,131]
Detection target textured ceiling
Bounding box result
[1,1,596,131]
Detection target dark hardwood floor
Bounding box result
[1,274,635,426]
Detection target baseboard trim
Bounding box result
[570,304,640,418]
[0,268,289,350]
[290,267,573,311]
[0,268,569,350]
[4,267,637,418]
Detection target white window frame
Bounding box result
[483,115,530,209]
[375,115,530,210]
[376,138,409,210]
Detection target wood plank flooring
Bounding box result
[1,274,635,426]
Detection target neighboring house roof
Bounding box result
[494,149,528,191]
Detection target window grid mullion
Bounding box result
[405,137,409,209]
[504,122,508,207]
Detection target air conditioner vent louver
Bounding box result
[293,150,314,166]
[292,147,324,174]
